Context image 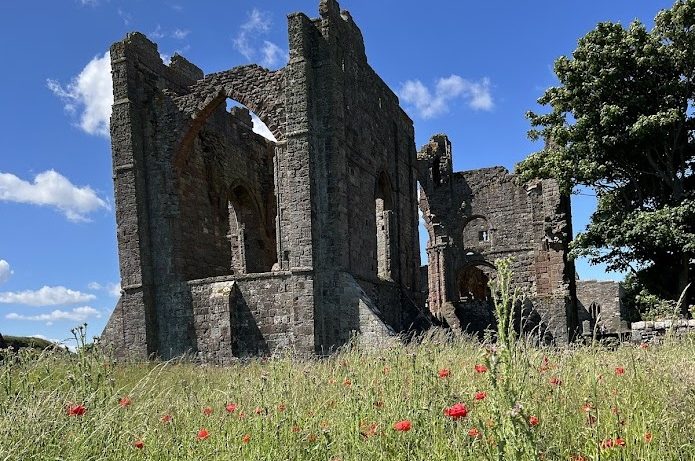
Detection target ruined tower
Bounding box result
[101,0,423,361]
[417,135,579,342]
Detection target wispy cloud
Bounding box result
[233,9,287,69]
[88,281,121,297]
[117,8,132,26]
[0,286,96,306]
[0,260,12,285]
[261,41,288,68]
[399,75,494,119]
[47,52,113,137]
[172,28,190,40]
[0,170,109,222]
[6,306,101,325]
[150,25,191,41]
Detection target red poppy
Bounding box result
[225,403,237,413]
[438,368,451,378]
[307,433,318,443]
[393,420,412,432]
[615,367,625,376]
[67,404,86,416]
[202,406,213,416]
[160,414,173,423]
[644,432,653,443]
[474,391,487,401]
[581,402,593,413]
[242,434,251,444]
[474,364,488,373]
[277,403,286,412]
[291,425,301,433]
[549,377,562,386]
[254,406,264,415]
[444,403,469,420]
[640,343,649,350]
[468,427,480,438]
[615,437,625,447]
[343,378,352,387]
[528,415,539,426]
[118,396,132,408]
[133,440,144,449]
[570,456,587,461]
[197,428,210,441]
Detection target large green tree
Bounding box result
[517,0,695,309]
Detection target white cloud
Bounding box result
[173,29,190,40]
[88,281,121,297]
[0,260,12,285]
[47,52,113,137]
[261,41,288,68]
[79,0,100,6]
[399,75,494,119]
[0,170,109,222]
[0,286,96,306]
[251,113,276,142]
[233,9,287,69]
[30,334,76,351]
[6,306,101,324]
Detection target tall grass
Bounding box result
[2,275,695,460]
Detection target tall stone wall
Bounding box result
[417,135,577,342]
[288,0,422,350]
[102,0,424,362]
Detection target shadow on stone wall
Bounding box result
[231,292,270,357]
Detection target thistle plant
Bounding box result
[483,258,538,461]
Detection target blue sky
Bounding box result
[0,0,675,346]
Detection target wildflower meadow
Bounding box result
[1,264,694,460]
[1,332,695,460]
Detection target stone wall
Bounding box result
[102,0,424,361]
[631,319,695,343]
[576,280,626,335]
[417,135,577,342]
[189,270,315,363]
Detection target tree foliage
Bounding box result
[517,0,695,307]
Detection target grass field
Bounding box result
[1,329,695,461]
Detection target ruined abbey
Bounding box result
[101,0,625,361]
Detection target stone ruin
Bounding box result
[101,0,627,361]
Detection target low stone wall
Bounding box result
[188,269,315,363]
[631,319,695,343]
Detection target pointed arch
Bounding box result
[172,65,286,170]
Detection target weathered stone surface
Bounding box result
[102,0,423,362]
[417,135,578,343]
[576,280,627,335]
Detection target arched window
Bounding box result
[227,185,276,274]
[375,171,394,280]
